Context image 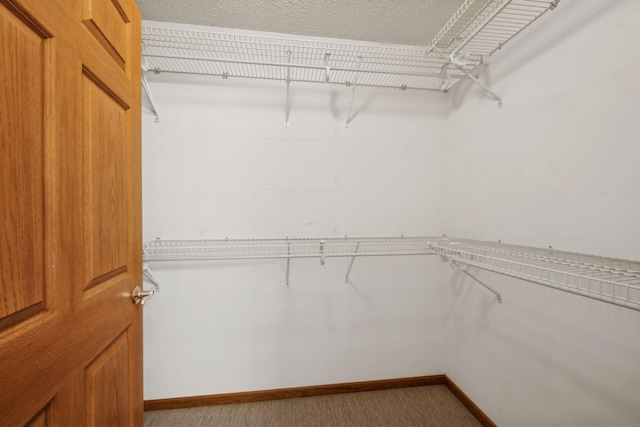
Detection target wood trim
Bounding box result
[144,375,446,411]
[444,375,497,427]
[144,374,496,427]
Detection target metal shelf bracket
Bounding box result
[141,263,161,301]
[453,260,502,303]
[345,242,361,284]
[435,48,502,107]
[141,70,160,122]
[346,56,362,128]
[323,53,331,82]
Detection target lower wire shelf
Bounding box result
[143,236,640,312]
[142,236,434,261]
[429,239,640,311]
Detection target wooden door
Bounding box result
[0,0,142,425]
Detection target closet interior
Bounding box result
[139,0,640,425]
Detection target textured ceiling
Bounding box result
[135,0,467,46]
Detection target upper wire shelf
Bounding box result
[143,236,640,312]
[141,27,464,91]
[141,0,559,93]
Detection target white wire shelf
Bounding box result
[427,0,559,58]
[429,238,640,311]
[142,236,435,261]
[143,236,640,312]
[141,0,560,104]
[141,27,465,92]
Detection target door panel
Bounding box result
[0,0,142,425]
[86,331,130,426]
[0,1,47,331]
[83,71,129,288]
[83,0,131,69]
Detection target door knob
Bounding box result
[132,286,155,305]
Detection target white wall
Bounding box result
[142,69,451,399]
[443,0,640,425]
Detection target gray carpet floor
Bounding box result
[144,385,484,426]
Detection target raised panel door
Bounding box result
[0,0,142,425]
